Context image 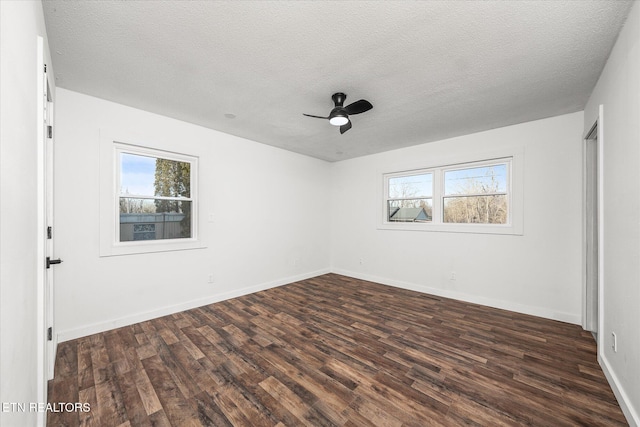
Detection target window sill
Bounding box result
[378,222,522,235]
[100,239,206,257]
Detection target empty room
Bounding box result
[1,1,639,426]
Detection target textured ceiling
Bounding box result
[42,1,633,162]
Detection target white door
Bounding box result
[37,37,58,425]
[44,76,57,379]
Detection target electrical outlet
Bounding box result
[611,332,617,352]
[208,274,214,284]
[450,272,457,281]
[359,258,364,265]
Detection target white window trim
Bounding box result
[378,149,524,235]
[99,132,204,256]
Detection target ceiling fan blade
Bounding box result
[344,99,373,115]
[340,121,352,134]
[303,113,329,120]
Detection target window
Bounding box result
[117,150,193,242]
[99,135,202,256]
[443,163,508,224]
[382,156,521,234]
[387,172,433,222]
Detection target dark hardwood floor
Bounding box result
[48,274,627,426]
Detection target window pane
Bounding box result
[120,153,156,196]
[443,195,507,224]
[389,173,433,199]
[154,158,191,198]
[120,153,191,198]
[444,164,507,196]
[388,199,432,222]
[119,198,192,241]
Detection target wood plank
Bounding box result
[78,386,98,427]
[77,337,94,391]
[115,370,152,427]
[132,366,163,416]
[141,355,201,426]
[47,376,79,427]
[94,377,127,426]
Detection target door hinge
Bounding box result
[44,64,47,73]
[47,226,52,239]
[47,126,53,139]
[47,327,52,341]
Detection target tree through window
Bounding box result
[443,164,508,224]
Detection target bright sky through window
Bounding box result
[388,173,433,199]
[444,165,507,195]
[120,153,156,196]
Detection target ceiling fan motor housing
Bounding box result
[332,92,347,107]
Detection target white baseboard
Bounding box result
[58,267,579,341]
[330,268,581,325]
[600,353,639,426]
[56,268,330,343]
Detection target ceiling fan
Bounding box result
[303,92,373,134]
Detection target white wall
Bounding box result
[0,1,53,426]
[54,89,331,340]
[584,2,640,424]
[330,112,584,323]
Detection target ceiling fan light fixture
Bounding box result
[329,113,349,126]
[303,92,372,134]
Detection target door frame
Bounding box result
[582,105,605,352]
